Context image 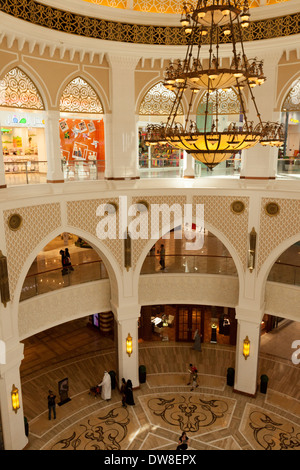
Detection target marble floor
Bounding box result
[20,318,300,452]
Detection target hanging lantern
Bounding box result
[126,333,133,357]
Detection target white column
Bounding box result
[234,313,262,396]
[0,341,28,450]
[45,110,64,183]
[113,304,140,389]
[105,54,140,180]
[240,51,282,179]
[184,151,195,178]
[0,127,6,188]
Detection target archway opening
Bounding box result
[267,240,300,286]
[278,78,300,179]
[20,232,109,301]
[138,81,184,179]
[139,226,238,345]
[59,77,105,182]
[0,67,47,186]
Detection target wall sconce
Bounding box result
[11,384,20,413]
[126,333,133,357]
[248,227,257,273]
[243,336,250,360]
[0,250,10,307]
[124,229,131,272]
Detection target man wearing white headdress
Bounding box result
[98,371,111,401]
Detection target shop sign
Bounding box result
[0,111,45,128]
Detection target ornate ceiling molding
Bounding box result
[0,0,300,46]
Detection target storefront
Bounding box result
[279,79,300,175]
[59,114,105,180]
[139,127,183,172]
[1,109,46,182]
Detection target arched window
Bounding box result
[60,77,103,114]
[196,88,242,132]
[282,79,300,112]
[0,67,44,110]
[138,82,184,175]
[139,81,183,115]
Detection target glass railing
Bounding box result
[4,160,47,185]
[277,158,300,178]
[20,256,299,302]
[268,262,300,286]
[139,157,184,178]
[62,161,105,181]
[141,254,238,276]
[20,259,108,301]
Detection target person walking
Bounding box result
[176,432,189,450]
[120,378,127,407]
[187,363,197,385]
[158,244,165,270]
[47,390,56,420]
[59,249,68,275]
[193,329,202,351]
[64,248,74,271]
[190,367,199,391]
[98,371,111,401]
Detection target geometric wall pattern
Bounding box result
[193,195,250,269]
[3,203,61,299]
[257,197,300,273]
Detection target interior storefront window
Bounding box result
[1,111,46,181]
[139,128,183,171]
[59,116,105,181]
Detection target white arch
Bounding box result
[258,232,300,297]
[132,218,244,302]
[13,226,124,333]
[277,74,300,111]
[55,72,109,113]
[0,63,50,111]
[136,78,189,116]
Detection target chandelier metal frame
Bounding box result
[145,0,284,170]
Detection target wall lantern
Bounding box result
[11,384,20,413]
[124,229,132,272]
[126,333,133,357]
[243,336,250,360]
[248,227,257,273]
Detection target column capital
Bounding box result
[107,53,140,70]
[111,300,140,322]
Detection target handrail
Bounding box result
[20,254,299,302]
[25,259,102,278]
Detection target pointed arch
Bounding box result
[139,81,184,116]
[60,76,104,114]
[196,88,241,116]
[282,78,300,111]
[0,67,44,110]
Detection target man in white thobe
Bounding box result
[98,371,111,401]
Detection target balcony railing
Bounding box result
[5,160,47,185]
[20,255,299,302]
[141,253,238,275]
[20,259,108,301]
[267,262,300,286]
[62,161,105,181]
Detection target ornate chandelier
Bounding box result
[145,0,284,170]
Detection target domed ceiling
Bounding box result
[83,0,291,15]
